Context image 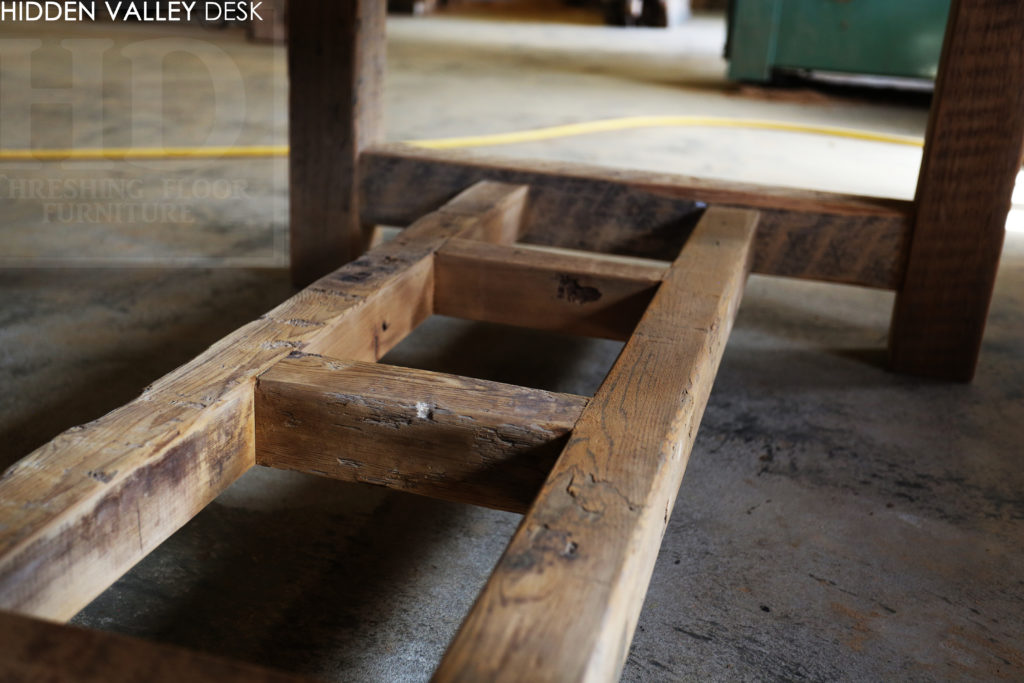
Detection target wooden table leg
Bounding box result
[889,0,1024,381]
[288,0,386,286]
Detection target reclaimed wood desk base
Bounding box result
[3,0,1024,678]
[1,184,759,681]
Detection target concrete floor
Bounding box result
[1,9,1023,681]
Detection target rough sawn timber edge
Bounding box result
[255,356,589,513]
[434,207,759,683]
[360,143,911,290]
[0,181,529,621]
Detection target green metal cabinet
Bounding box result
[727,0,951,83]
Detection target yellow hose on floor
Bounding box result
[0,115,923,161]
[0,144,289,161]
[409,116,924,150]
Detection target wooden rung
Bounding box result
[0,610,312,682]
[434,207,758,682]
[360,143,911,289]
[435,238,666,340]
[0,180,528,622]
[255,355,588,513]
[302,181,529,363]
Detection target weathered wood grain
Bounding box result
[360,143,911,289]
[0,609,314,682]
[300,182,527,362]
[433,207,758,683]
[889,0,1024,380]
[435,239,665,340]
[289,0,386,285]
[256,356,588,513]
[0,182,527,621]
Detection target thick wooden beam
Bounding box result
[0,610,312,683]
[434,207,758,682]
[301,181,527,363]
[436,239,665,341]
[360,143,911,289]
[288,0,386,286]
[0,182,527,621]
[889,0,1024,380]
[256,356,587,513]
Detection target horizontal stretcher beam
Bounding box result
[435,239,666,341]
[359,143,912,290]
[256,355,588,513]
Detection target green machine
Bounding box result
[726,0,951,84]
